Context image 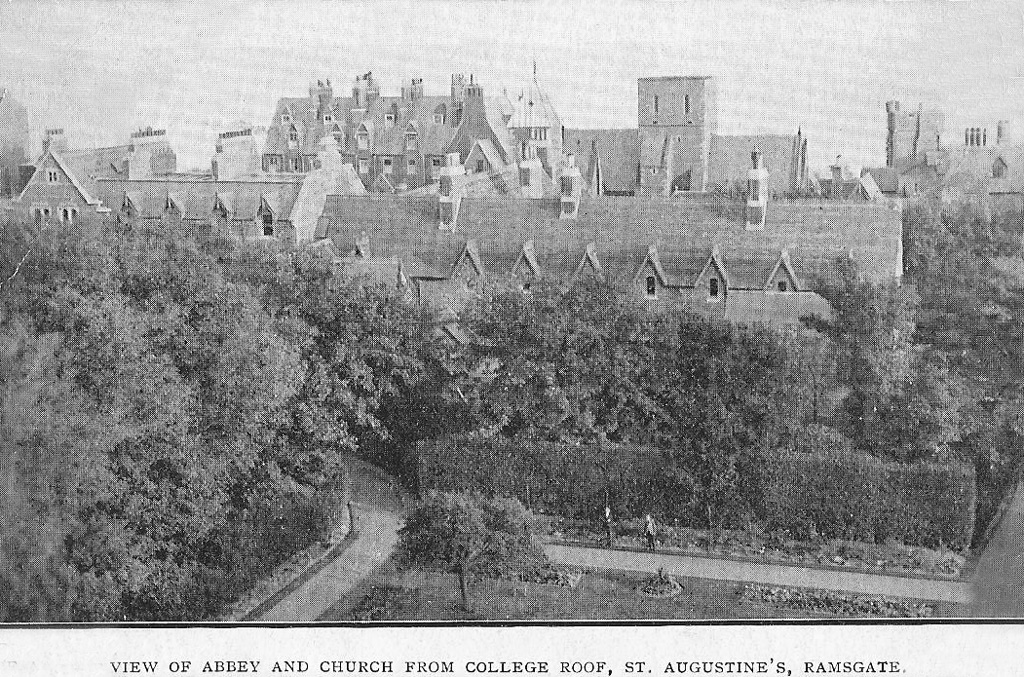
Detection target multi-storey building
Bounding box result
[564,75,809,198]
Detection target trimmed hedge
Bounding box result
[416,434,976,550]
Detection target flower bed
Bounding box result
[637,569,683,598]
[740,585,935,617]
[543,517,965,579]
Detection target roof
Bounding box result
[94,176,303,221]
[318,193,903,286]
[563,129,640,194]
[508,74,562,131]
[862,167,899,193]
[61,145,132,199]
[723,290,832,325]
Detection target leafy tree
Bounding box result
[394,491,547,611]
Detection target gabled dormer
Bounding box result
[572,242,602,283]
[432,103,447,126]
[694,246,728,302]
[450,239,484,285]
[404,122,418,152]
[329,123,344,147]
[165,192,184,216]
[356,122,371,152]
[634,244,670,299]
[511,240,541,289]
[765,250,800,293]
[257,195,279,236]
[280,106,293,124]
[287,123,299,144]
[120,191,138,218]
[213,192,234,219]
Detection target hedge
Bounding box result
[416,435,976,550]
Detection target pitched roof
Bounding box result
[318,193,903,286]
[94,176,304,222]
[563,129,640,194]
[723,290,832,325]
[508,74,562,131]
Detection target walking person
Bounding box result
[644,513,657,551]
[604,504,613,547]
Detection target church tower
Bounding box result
[638,76,718,195]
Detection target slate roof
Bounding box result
[508,75,562,131]
[61,145,132,198]
[563,129,640,194]
[94,177,303,221]
[318,193,903,285]
[723,290,832,324]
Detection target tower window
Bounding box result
[709,278,720,299]
[646,276,657,297]
[684,94,690,115]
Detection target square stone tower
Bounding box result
[638,76,718,195]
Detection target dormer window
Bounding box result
[433,113,444,124]
[646,276,657,298]
[708,278,720,299]
[47,169,59,183]
[519,167,531,187]
[382,157,393,175]
[288,127,299,143]
[440,176,452,197]
[357,132,369,150]
[405,132,417,151]
[323,113,333,123]
[333,131,344,146]
[384,112,395,128]
[777,280,788,292]
[281,113,292,123]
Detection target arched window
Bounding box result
[993,157,1008,179]
[288,126,299,143]
[708,277,719,299]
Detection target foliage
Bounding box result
[394,491,548,610]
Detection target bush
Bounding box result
[416,432,976,550]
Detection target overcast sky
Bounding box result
[1,0,1022,173]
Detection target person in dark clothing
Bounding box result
[604,505,613,547]
[644,513,657,551]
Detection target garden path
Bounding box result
[545,544,969,604]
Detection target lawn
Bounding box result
[322,564,967,621]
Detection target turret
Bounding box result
[352,72,379,109]
[745,151,768,231]
[402,78,424,101]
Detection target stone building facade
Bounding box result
[565,75,809,198]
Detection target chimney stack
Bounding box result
[746,150,768,231]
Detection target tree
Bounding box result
[394,491,547,612]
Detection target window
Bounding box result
[407,158,418,175]
[433,113,444,124]
[288,129,298,142]
[358,158,369,174]
[476,159,485,173]
[357,133,369,150]
[708,277,719,299]
[561,176,573,195]
[440,176,452,197]
[33,209,42,225]
[384,113,395,127]
[993,157,1008,179]
[646,276,657,297]
[323,113,333,123]
[653,95,659,114]
[777,280,788,292]
[281,113,291,124]
[382,158,393,175]
[292,157,301,171]
[519,167,531,186]
[262,212,274,236]
[268,155,279,166]
[47,169,59,183]
[748,179,760,202]
[61,208,70,224]
[405,134,417,151]
[684,94,690,115]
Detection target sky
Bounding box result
[1,0,1023,174]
